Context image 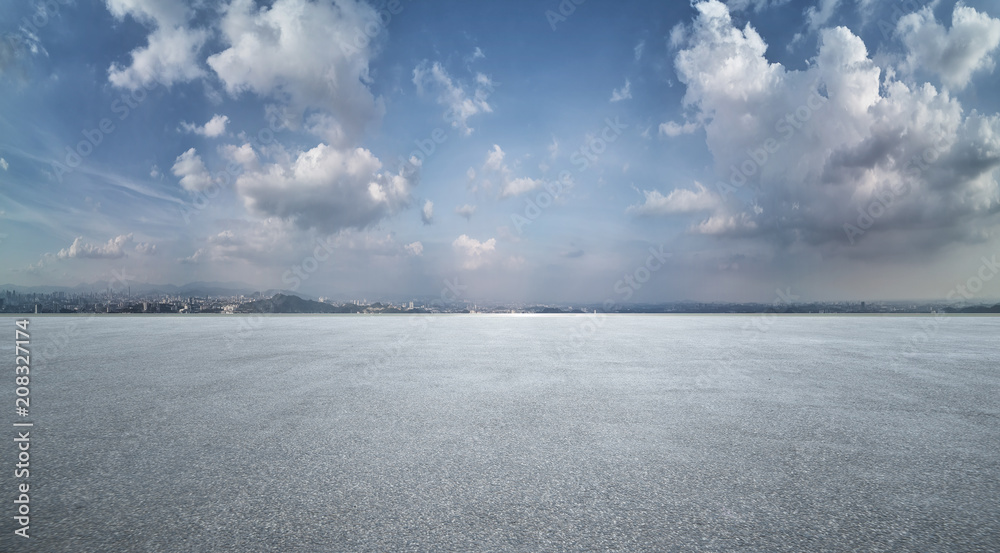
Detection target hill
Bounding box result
[241,294,360,314]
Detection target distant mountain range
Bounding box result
[945,304,1000,313]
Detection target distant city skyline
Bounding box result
[3,279,999,310]
[2,0,1000,303]
[5,284,999,316]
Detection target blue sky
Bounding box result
[2,0,1000,303]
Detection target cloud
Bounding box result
[404,241,423,256]
[180,225,420,265]
[207,0,385,147]
[413,61,494,135]
[692,212,759,236]
[179,249,206,264]
[105,0,207,89]
[669,23,688,49]
[56,234,153,259]
[219,143,258,166]
[806,0,841,31]
[897,4,1000,91]
[634,40,646,62]
[0,158,7,171]
[484,144,505,171]
[134,242,157,255]
[179,220,296,265]
[325,230,411,257]
[481,144,544,198]
[234,143,414,233]
[628,183,721,216]
[455,204,477,220]
[172,148,214,192]
[452,234,496,270]
[421,200,434,224]
[501,177,544,198]
[725,0,790,12]
[0,25,44,80]
[504,255,526,271]
[180,114,229,137]
[659,121,699,137]
[669,1,1000,253]
[610,78,632,102]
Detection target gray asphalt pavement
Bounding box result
[3,315,998,552]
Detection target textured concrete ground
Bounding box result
[3,315,999,552]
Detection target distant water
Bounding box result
[2,315,999,552]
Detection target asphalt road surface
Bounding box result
[3,315,998,552]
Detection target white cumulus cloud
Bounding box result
[455,204,477,220]
[421,200,434,224]
[105,0,208,89]
[234,143,414,233]
[628,183,721,215]
[172,148,214,192]
[56,234,154,259]
[692,213,759,236]
[207,0,385,147]
[181,114,229,137]
[897,4,1000,91]
[404,241,423,256]
[484,144,505,172]
[501,177,543,198]
[668,0,1000,253]
[219,143,258,167]
[659,121,699,137]
[452,234,496,270]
